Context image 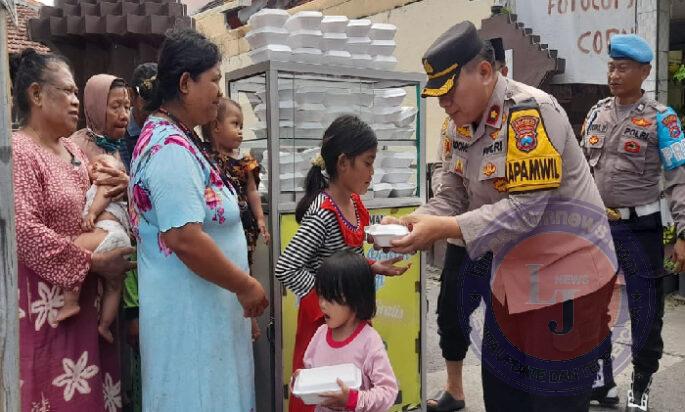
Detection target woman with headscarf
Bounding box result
[11,49,133,411]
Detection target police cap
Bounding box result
[608,34,653,64]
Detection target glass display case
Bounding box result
[226,61,427,412]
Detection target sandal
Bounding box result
[427,390,465,412]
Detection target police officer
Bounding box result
[580,34,685,412]
[381,21,618,411]
[422,38,507,412]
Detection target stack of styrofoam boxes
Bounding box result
[369,23,398,70]
[286,11,324,65]
[246,9,291,63]
[346,19,372,69]
[321,15,351,67]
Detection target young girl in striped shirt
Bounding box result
[275,115,407,412]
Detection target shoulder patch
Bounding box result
[657,106,685,170]
[505,105,562,193]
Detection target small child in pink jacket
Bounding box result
[294,250,398,412]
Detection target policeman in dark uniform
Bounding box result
[381,21,618,411]
[580,34,685,412]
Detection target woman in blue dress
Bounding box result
[128,28,269,411]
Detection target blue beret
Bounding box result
[609,34,653,63]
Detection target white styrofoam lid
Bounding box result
[365,223,409,236]
[371,123,395,130]
[371,40,396,46]
[297,103,326,111]
[322,15,349,24]
[290,29,324,36]
[348,19,372,27]
[323,32,347,40]
[291,11,324,19]
[250,44,292,53]
[293,48,323,55]
[391,182,416,190]
[372,183,393,190]
[351,54,372,60]
[247,26,289,35]
[374,55,398,62]
[347,36,371,44]
[293,364,362,395]
[371,23,397,31]
[324,50,352,58]
[373,106,403,115]
[374,88,406,98]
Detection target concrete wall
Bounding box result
[195,0,493,162]
[637,0,671,102]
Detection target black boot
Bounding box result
[625,371,653,412]
[592,384,619,406]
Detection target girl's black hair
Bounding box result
[130,62,158,102]
[315,250,376,321]
[200,97,242,142]
[146,28,221,112]
[295,115,377,223]
[9,48,71,126]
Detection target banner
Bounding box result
[280,207,422,411]
[515,0,637,84]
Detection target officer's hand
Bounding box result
[390,215,461,254]
[672,238,685,273]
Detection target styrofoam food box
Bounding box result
[353,91,374,107]
[371,55,398,71]
[382,169,413,184]
[373,88,407,107]
[245,26,289,50]
[372,168,385,184]
[395,106,418,128]
[382,152,414,169]
[373,106,403,124]
[351,54,373,68]
[249,44,292,64]
[292,48,323,65]
[323,50,352,67]
[372,183,393,198]
[322,32,348,51]
[254,101,297,122]
[293,364,362,405]
[372,123,396,141]
[295,104,326,123]
[281,172,306,191]
[321,15,349,33]
[295,122,325,139]
[248,8,289,30]
[395,126,415,140]
[390,182,417,198]
[324,89,357,107]
[346,37,371,55]
[365,224,409,247]
[369,40,396,56]
[369,23,397,41]
[285,11,323,32]
[294,87,326,105]
[255,85,295,103]
[346,19,372,37]
[288,30,323,50]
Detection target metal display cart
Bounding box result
[225,60,427,412]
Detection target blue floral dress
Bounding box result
[128,116,254,412]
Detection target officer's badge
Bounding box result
[511,115,539,153]
[624,140,641,153]
[662,114,682,139]
[493,177,508,193]
[456,125,472,139]
[454,158,464,174]
[483,162,496,177]
[487,105,500,126]
[441,136,452,158]
[631,117,652,128]
[589,135,600,145]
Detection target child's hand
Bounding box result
[251,318,261,342]
[371,257,411,277]
[258,219,271,244]
[320,378,350,409]
[82,214,96,231]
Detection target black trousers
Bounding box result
[597,212,665,390]
[436,244,491,361]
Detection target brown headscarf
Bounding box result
[70,74,125,162]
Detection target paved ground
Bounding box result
[423,266,685,411]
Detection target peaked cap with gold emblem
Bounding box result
[421,21,483,98]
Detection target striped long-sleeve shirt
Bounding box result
[275,193,365,298]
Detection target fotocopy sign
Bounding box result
[515,0,637,84]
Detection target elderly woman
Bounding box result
[128,28,268,410]
[10,49,133,411]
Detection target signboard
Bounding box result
[515,0,637,84]
[280,207,422,411]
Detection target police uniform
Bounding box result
[419,22,618,411]
[580,34,685,411]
